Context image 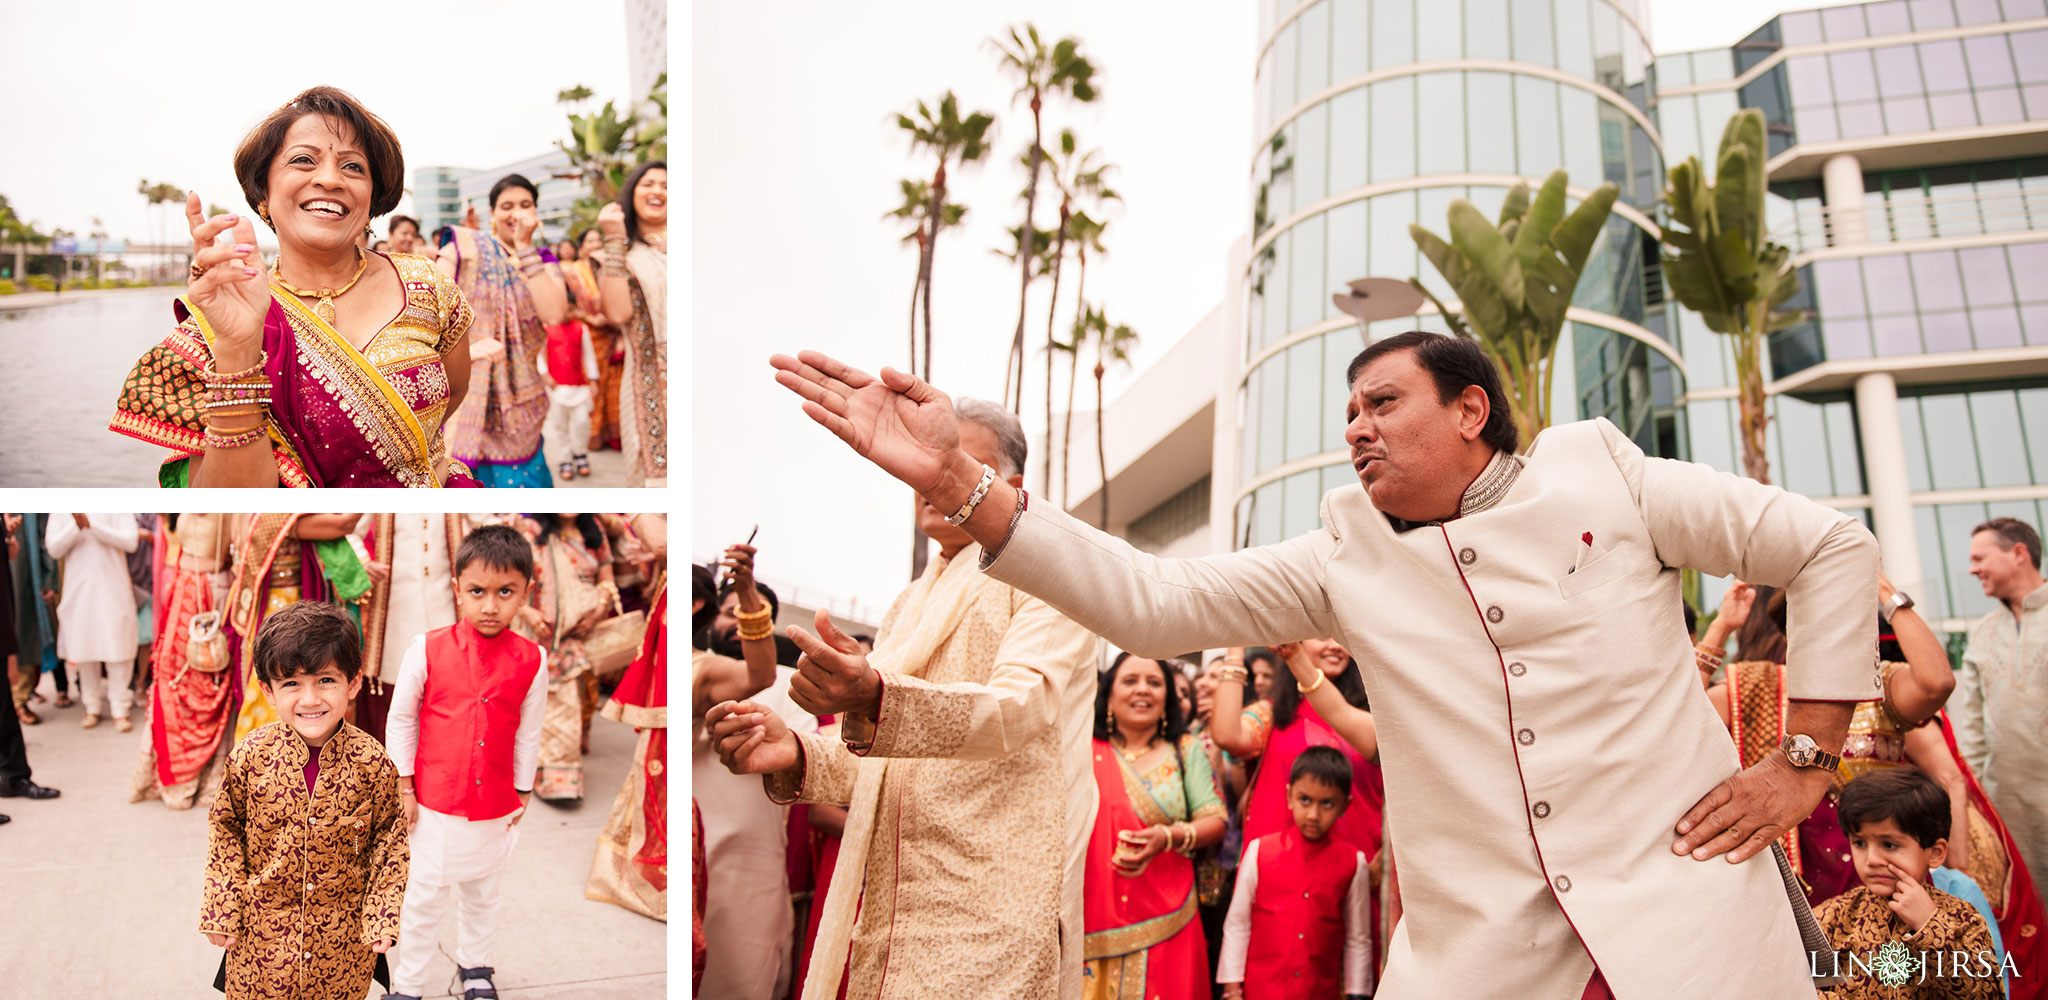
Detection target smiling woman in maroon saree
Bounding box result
[111,253,479,487]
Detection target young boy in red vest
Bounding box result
[200,601,408,1000]
[1217,745,1374,1000]
[382,525,548,1000]
[539,310,599,481]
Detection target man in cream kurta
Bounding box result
[46,513,141,728]
[767,338,1879,999]
[1953,517,2048,912]
[709,405,1098,1000]
[354,514,464,743]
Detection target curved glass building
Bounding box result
[1235,0,1687,548]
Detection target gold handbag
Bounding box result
[184,611,231,675]
[582,609,648,679]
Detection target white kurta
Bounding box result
[383,635,547,886]
[984,419,1879,1000]
[46,514,140,662]
[357,515,460,685]
[1955,582,2048,912]
[693,665,813,1000]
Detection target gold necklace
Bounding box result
[1111,732,1154,762]
[642,231,667,252]
[272,246,369,325]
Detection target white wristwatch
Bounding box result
[1781,733,1842,772]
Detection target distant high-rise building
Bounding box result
[412,165,471,239]
[457,150,588,245]
[625,0,668,108]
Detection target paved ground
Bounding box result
[0,285,168,311]
[0,671,666,998]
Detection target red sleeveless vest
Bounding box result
[1246,827,1355,1000]
[413,622,543,820]
[545,322,590,386]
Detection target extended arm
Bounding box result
[1208,648,1265,759]
[1884,580,1956,725]
[89,514,140,553]
[1282,647,1378,759]
[512,653,548,793]
[1215,840,1259,995]
[384,639,427,780]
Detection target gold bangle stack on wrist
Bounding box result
[734,603,774,642]
[600,236,630,277]
[516,246,547,278]
[1216,665,1248,684]
[1693,642,1725,675]
[1297,667,1327,696]
[201,352,271,450]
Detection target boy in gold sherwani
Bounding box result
[199,601,409,1000]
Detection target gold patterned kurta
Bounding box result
[765,564,1098,1000]
[1815,885,2002,999]
[200,721,408,1000]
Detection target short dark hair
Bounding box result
[692,564,717,634]
[489,173,539,210]
[254,601,362,685]
[619,160,666,246]
[371,240,390,251]
[1345,331,1518,455]
[233,86,406,221]
[454,524,534,580]
[1974,517,2042,570]
[1245,648,1278,671]
[388,214,419,238]
[1838,767,1951,849]
[1290,745,1354,792]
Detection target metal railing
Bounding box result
[1769,187,2048,255]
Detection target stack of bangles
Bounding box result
[600,236,630,277]
[201,352,271,450]
[1694,642,1725,676]
[1216,658,1248,685]
[733,603,774,642]
[1164,821,1199,857]
[596,579,623,616]
[515,246,556,279]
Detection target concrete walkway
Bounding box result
[0,671,666,998]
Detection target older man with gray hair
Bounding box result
[707,399,1100,1000]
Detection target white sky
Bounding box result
[0,0,634,245]
[693,0,1870,618]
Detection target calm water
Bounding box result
[0,289,179,486]
[0,287,632,487]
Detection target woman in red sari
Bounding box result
[128,512,234,809]
[110,86,479,487]
[1084,653,1227,1000]
[1211,640,1383,861]
[587,565,666,920]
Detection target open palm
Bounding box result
[771,350,960,495]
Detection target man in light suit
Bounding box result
[763,332,1879,999]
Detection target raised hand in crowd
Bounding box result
[705,700,799,776]
[180,191,268,370]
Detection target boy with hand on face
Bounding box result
[1815,767,2003,999]
[200,601,408,1000]
[1217,745,1374,1000]
[382,525,548,1000]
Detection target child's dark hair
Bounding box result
[254,601,362,685]
[1838,767,1951,848]
[455,524,534,580]
[1290,745,1354,792]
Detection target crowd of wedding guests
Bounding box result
[0,512,670,928]
[693,498,2048,999]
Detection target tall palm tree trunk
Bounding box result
[1006,95,1045,413]
[1095,358,1110,529]
[1038,210,1069,492]
[1736,302,1773,484]
[921,162,947,383]
[1060,252,1090,508]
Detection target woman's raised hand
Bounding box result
[597,202,626,238]
[183,191,268,356]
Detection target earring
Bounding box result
[1104,705,1114,730]
[256,202,272,227]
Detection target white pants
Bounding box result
[68,659,134,717]
[545,384,593,459]
[392,868,507,994]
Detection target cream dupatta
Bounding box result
[804,545,990,1000]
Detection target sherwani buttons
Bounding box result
[1486,606,1504,623]
[1553,875,1571,893]
[1516,728,1535,745]
[1508,662,1526,676]
[1458,547,1476,565]
[1532,801,1550,818]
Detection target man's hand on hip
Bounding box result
[1672,751,1834,863]
[787,609,883,718]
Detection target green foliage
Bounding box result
[1659,109,1801,483]
[26,275,55,292]
[555,73,668,234]
[1408,169,1618,445]
[896,91,996,172]
[0,279,15,295]
[0,193,49,245]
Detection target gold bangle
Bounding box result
[736,619,775,642]
[1297,668,1326,696]
[733,604,772,622]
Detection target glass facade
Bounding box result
[1769,240,2048,376]
[1239,0,1678,547]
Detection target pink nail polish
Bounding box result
[244,268,259,277]
[234,243,254,253]
[224,215,238,222]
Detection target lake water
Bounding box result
[0,289,181,486]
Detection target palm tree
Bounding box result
[1661,110,1803,484]
[1082,307,1140,529]
[1036,131,1118,490]
[1407,170,1618,445]
[885,178,965,378]
[992,24,1098,413]
[138,180,183,282]
[1058,210,1108,507]
[554,74,666,234]
[895,91,995,384]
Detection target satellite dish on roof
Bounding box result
[1332,277,1425,339]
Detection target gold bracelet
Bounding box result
[736,618,775,641]
[201,352,269,384]
[733,604,772,622]
[1298,668,1327,696]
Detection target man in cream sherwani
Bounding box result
[768,332,1878,999]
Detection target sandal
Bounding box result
[16,707,38,726]
[52,694,72,709]
[558,460,576,482]
[574,454,591,477]
[456,965,499,1000]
